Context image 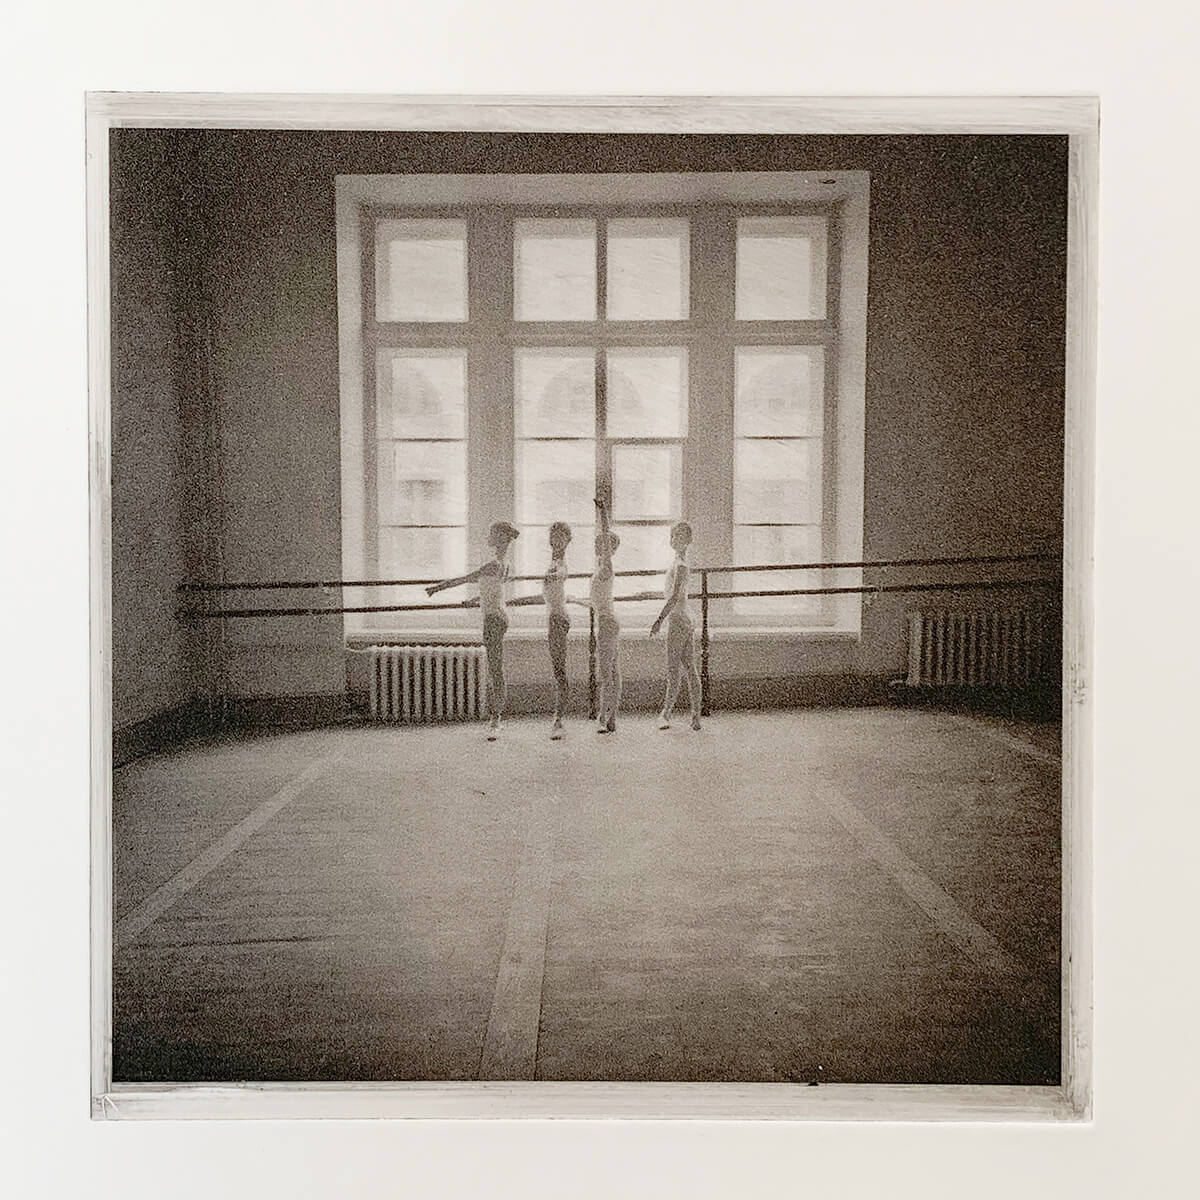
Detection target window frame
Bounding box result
[337,174,868,641]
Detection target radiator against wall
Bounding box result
[368,645,487,722]
[906,606,1056,688]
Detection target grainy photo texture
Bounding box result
[106,124,1069,1091]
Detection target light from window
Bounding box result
[380,526,467,584]
[514,346,597,583]
[733,343,824,618]
[734,440,818,523]
[514,348,595,439]
[735,216,828,320]
[356,199,849,630]
[515,440,595,527]
[612,444,681,522]
[733,525,821,617]
[606,218,689,321]
[733,346,824,438]
[606,347,688,438]
[374,348,468,599]
[514,218,597,321]
[610,523,670,616]
[376,348,467,439]
[378,441,467,526]
[375,219,468,323]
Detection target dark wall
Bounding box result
[109,133,205,730]
[109,130,1067,704]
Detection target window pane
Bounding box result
[516,525,595,580]
[605,347,688,437]
[610,524,671,576]
[735,346,824,438]
[514,348,595,438]
[606,218,689,320]
[375,219,468,322]
[379,526,467,580]
[376,349,466,439]
[735,216,827,320]
[612,444,681,521]
[516,440,595,525]
[733,525,822,616]
[514,218,596,321]
[734,438,819,524]
[612,524,674,617]
[378,441,466,525]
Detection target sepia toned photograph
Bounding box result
[91,96,1093,1117]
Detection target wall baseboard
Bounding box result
[891,682,1062,723]
[113,698,210,768]
[112,695,355,766]
[342,673,1061,719]
[112,678,1061,767]
[220,694,354,730]
[346,673,903,718]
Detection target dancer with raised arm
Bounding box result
[591,497,622,734]
[426,521,519,740]
[649,521,703,731]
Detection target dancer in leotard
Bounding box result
[426,521,519,740]
[591,498,621,733]
[542,521,573,739]
[649,521,702,731]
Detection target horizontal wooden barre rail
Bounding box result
[180,576,1061,620]
[178,552,1058,593]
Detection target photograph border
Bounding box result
[88,92,1096,1122]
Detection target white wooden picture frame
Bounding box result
[88,93,1096,1122]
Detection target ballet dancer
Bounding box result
[591,497,622,733]
[542,521,574,739]
[426,521,519,740]
[649,521,702,731]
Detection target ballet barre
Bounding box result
[178,554,1062,721]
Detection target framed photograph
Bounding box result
[89,94,1095,1121]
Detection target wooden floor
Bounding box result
[111,707,1061,1084]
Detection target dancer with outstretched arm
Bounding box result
[426,521,519,740]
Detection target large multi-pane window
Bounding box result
[358,194,850,630]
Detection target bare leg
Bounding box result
[684,641,701,729]
[596,618,620,731]
[597,673,612,730]
[659,618,689,726]
[484,616,507,730]
[608,648,622,731]
[658,667,683,727]
[668,618,700,728]
[549,617,569,732]
[595,624,614,731]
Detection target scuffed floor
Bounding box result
[112,708,1060,1083]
